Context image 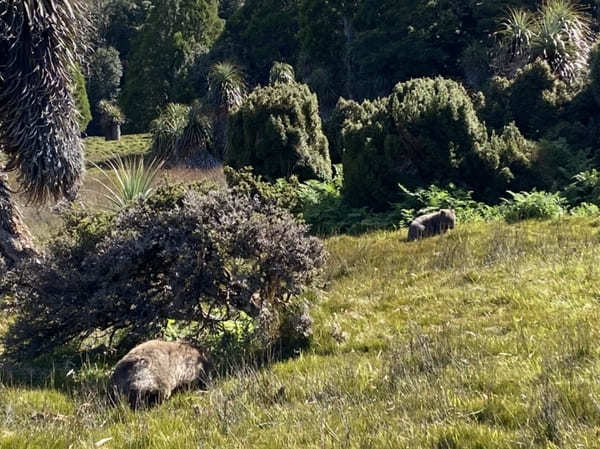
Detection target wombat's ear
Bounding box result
[440,210,446,216]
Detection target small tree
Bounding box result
[227,81,332,181]
[98,100,125,141]
[87,46,123,134]
[2,188,326,360]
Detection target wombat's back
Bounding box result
[108,340,208,408]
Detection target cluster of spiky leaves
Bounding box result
[149,103,191,161]
[1,187,326,361]
[269,61,296,85]
[0,0,89,202]
[97,99,125,127]
[207,61,247,113]
[176,101,218,168]
[497,0,593,83]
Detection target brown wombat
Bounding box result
[108,340,210,409]
[407,209,456,241]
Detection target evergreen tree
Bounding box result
[120,0,224,131]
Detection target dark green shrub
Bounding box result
[73,67,92,133]
[323,98,364,164]
[226,82,332,181]
[480,60,568,138]
[529,138,591,191]
[500,190,566,223]
[342,77,530,210]
[224,166,303,215]
[2,188,326,361]
[562,169,600,207]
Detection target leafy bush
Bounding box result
[226,81,332,181]
[2,188,326,361]
[342,77,531,210]
[224,166,303,215]
[500,190,566,223]
[529,138,591,192]
[481,60,568,138]
[562,169,600,207]
[570,202,600,217]
[397,183,502,223]
[323,98,364,164]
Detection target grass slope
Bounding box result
[3,219,600,448]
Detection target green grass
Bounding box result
[84,134,152,164]
[4,218,600,447]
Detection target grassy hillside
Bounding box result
[3,218,600,448]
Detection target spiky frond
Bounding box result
[207,62,247,113]
[176,101,214,162]
[149,103,191,161]
[269,62,296,85]
[0,0,89,202]
[92,156,164,211]
[534,0,593,82]
[498,8,536,58]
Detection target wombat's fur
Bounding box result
[108,340,210,409]
[407,209,456,241]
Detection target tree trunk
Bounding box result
[104,123,121,141]
[0,176,37,269]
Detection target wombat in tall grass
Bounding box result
[108,340,210,409]
[407,209,456,241]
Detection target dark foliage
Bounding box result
[226,81,332,181]
[120,0,224,131]
[342,77,533,210]
[0,0,88,202]
[2,188,326,361]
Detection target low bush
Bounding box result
[500,190,566,223]
[224,166,303,216]
[562,169,600,207]
[2,187,326,361]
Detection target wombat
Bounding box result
[407,209,456,241]
[108,340,210,409]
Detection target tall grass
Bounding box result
[4,219,600,448]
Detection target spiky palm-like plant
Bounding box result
[207,62,247,114]
[496,0,593,82]
[93,156,165,211]
[207,61,246,159]
[269,62,296,85]
[176,102,218,168]
[149,103,191,162]
[0,0,89,266]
